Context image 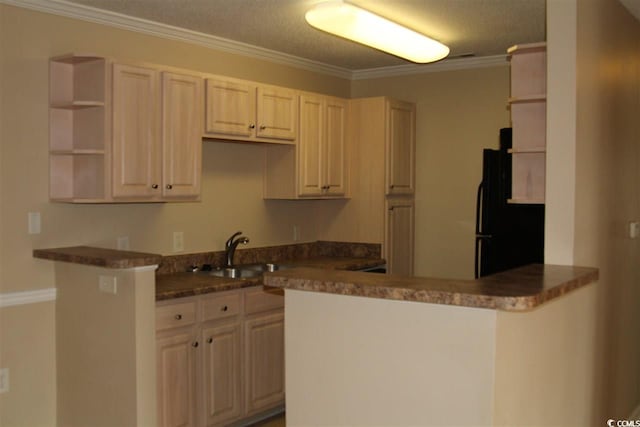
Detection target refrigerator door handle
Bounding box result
[476,181,484,235]
[474,234,492,279]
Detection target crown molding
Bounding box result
[0,288,57,308]
[351,55,509,80]
[1,0,509,80]
[0,0,353,79]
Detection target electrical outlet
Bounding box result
[0,368,9,393]
[173,231,184,252]
[293,225,300,241]
[98,276,117,294]
[117,236,130,250]
[28,212,41,234]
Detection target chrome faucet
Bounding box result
[225,231,249,268]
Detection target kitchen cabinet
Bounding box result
[264,93,348,199]
[320,97,415,271]
[386,100,416,196]
[204,76,297,143]
[386,197,415,276]
[156,300,198,427]
[49,54,202,202]
[156,287,284,427]
[507,42,546,204]
[112,64,202,200]
[243,287,285,416]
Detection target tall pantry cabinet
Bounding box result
[338,97,416,275]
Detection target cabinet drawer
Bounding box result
[156,301,197,331]
[201,292,241,322]
[245,287,284,315]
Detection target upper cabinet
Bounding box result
[204,76,297,144]
[264,93,348,199]
[507,42,546,204]
[386,100,416,196]
[49,55,203,203]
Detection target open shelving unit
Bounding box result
[507,42,546,204]
[49,54,109,202]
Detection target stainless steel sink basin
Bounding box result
[200,263,291,279]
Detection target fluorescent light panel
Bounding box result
[305,1,449,64]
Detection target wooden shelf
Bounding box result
[51,149,105,155]
[50,101,105,109]
[508,198,545,205]
[508,95,546,104]
[508,147,546,154]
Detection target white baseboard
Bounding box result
[0,288,57,308]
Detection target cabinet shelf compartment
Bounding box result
[50,153,105,201]
[510,100,546,151]
[510,152,545,204]
[49,106,105,151]
[50,55,106,106]
[508,42,546,98]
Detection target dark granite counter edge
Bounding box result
[33,246,162,269]
[264,265,599,311]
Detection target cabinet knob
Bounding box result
[151,184,158,189]
[192,341,199,348]
[259,125,266,130]
[175,314,182,320]
[249,124,256,129]
[221,305,228,312]
[390,185,395,189]
[166,184,173,190]
[207,337,213,344]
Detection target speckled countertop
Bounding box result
[263,264,599,311]
[33,246,162,269]
[155,257,385,301]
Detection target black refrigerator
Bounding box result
[474,128,545,278]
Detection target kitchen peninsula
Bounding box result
[264,264,598,427]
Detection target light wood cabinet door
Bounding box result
[204,78,256,138]
[244,311,285,416]
[386,99,415,196]
[297,94,347,197]
[112,63,161,198]
[298,94,324,196]
[201,322,241,427]
[157,329,198,427]
[386,198,415,276]
[162,72,203,199]
[256,86,297,140]
[325,97,347,196]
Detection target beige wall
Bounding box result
[285,290,497,426]
[0,4,350,425]
[351,67,511,279]
[572,0,640,421]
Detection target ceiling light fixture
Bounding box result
[305,1,449,64]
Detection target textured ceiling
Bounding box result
[62,0,546,70]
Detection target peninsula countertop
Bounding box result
[263,264,598,311]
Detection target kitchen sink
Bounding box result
[200,263,292,279]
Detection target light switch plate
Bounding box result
[630,222,640,239]
[0,368,9,393]
[98,276,117,294]
[117,236,130,250]
[28,212,41,234]
[173,232,184,252]
[293,225,300,241]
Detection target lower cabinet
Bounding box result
[386,197,415,276]
[156,287,284,427]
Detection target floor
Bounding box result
[250,413,286,427]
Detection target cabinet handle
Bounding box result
[151,184,158,189]
[390,185,395,189]
[259,125,266,130]
[174,314,182,320]
[221,305,228,312]
[389,207,395,212]
[192,341,199,348]
[166,184,173,190]
[249,124,256,129]
[207,337,213,344]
